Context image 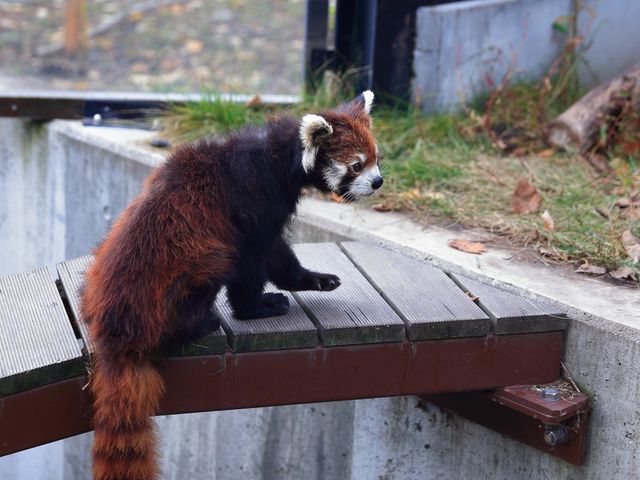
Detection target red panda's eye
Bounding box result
[352,162,363,173]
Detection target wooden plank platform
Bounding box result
[293,243,406,346]
[0,240,571,456]
[341,242,491,340]
[217,286,318,352]
[0,267,84,396]
[57,255,228,356]
[451,275,568,334]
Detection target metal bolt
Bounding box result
[544,425,569,446]
[541,387,561,401]
[92,113,102,125]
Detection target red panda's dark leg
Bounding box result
[227,252,290,319]
[267,237,341,292]
[169,282,222,345]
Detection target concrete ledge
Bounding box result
[297,197,640,339]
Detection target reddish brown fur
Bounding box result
[81,94,379,480]
[322,109,378,169]
[82,145,236,480]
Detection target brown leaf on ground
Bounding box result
[610,266,638,281]
[245,95,262,107]
[397,188,423,201]
[448,239,487,255]
[541,210,555,231]
[628,208,640,220]
[615,198,630,208]
[539,247,568,261]
[372,203,392,212]
[512,178,542,214]
[621,230,640,262]
[512,147,527,157]
[537,148,555,158]
[185,39,203,54]
[575,262,607,275]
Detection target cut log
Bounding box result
[547,64,640,153]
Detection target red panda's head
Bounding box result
[299,91,382,201]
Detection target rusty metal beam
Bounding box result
[1,332,562,457]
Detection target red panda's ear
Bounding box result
[361,90,374,114]
[300,114,333,173]
[338,90,375,116]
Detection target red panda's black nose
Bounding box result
[371,176,384,190]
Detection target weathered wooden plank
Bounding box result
[451,275,568,334]
[0,267,84,396]
[56,256,94,353]
[56,256,228,356]
[293,243,406,346]
[217,286,318,353]
[341,242,491,340]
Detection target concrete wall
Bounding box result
[414,0,640,112]
[1,119,640,479]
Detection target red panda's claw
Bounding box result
[314,273,341,291]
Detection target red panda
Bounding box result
[80,91,381,480]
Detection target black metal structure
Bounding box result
[304,0,461,100]
[0,91,297,123]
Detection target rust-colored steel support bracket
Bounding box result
[424,380,590,465]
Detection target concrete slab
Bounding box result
[414,0,640,112]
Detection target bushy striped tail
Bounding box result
[90,352,164,480]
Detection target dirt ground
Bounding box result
[0,0,304,94]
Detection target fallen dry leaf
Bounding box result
[129,10,144,22]
[423,191,445,200]
[513,178,542,214]
[397,188,423,201]
[610,266,638,281]
[628,208,640,221]
[448,239,487,255]
[621,230,640,262]
[575,262,607,275]
[465,291,479,301]
[541,210,555,231]
[539,247,568,261]
[537,148,555,158]
[372,203,392,212]
[245,95,262,108]
[615,198,631,208]
[512,147,527,157]
[185,39,203,54]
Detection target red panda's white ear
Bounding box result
[300,114,333,173]
[362,90,374,114]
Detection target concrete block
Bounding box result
[414,0,640,113]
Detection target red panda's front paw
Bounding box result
[305,272,341,291]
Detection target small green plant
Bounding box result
[157,93,262,143]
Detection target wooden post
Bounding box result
[64,0,88,58]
